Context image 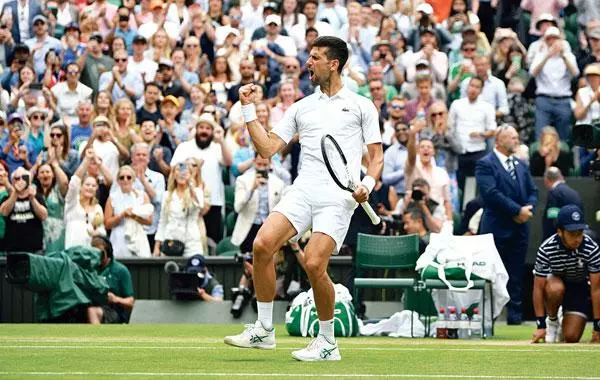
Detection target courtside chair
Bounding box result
[224,185,235,215]
[225,212,237,237]
[354,233,425,336]
[215,237,240,257]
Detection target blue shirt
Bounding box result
[114,28,137,55]
[382,142,408,193]
[70,124,93,151]
[231,147,283,178]
[62,44,87,68]
[98,69,144,102]
[0,138,37,174]
[24,36,63,76]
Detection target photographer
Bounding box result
[393,178,445,234]
[402,208,429,254]
[87,236,135,324]
[186,254,224,302]
[0,167,48,254]
[230,153,285,253]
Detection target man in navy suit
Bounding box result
[542,167,583,241]
[476,125,538,325]
[2,0,43,44]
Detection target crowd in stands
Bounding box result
[0,0,599,321]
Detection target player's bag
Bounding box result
[286,284,359,337]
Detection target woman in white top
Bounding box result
[187,157,211,251]
[104,165,152,258]
[574,64,600,125]
[64,149,106,249]
[280,0,306,31]
[154,162,204,257]
[166,0,190,38]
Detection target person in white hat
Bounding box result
[255,14,298,57]
[574,63,600,125]
[530,26,579,141]
[526,13,571,66]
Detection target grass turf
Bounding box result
[0,323,599,379]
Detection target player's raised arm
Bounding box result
[239,84,286,158]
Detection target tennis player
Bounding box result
[224,36,383,361]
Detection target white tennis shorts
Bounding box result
[272,185,356,253]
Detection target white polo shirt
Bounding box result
[272,85,381,199]
[448,97,497,154]
[171,140,225,206]
[51,81,93,120]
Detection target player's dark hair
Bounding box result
[311,36,349,74]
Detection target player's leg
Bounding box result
[543,275,565,343]
[224,211,298,350]
[562,314,587,343]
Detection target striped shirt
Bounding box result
[534,234,600,283]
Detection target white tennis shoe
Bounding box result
[291,334,341,362]
[224,321,276,349]
[545,317,560,343]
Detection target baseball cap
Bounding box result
[93,115,111,127]
[158,58,174,69]
[371,3,385,14]
[162,95,179,108]
[416,3,433,15]
[265,14,281,26]
[589,28,600,40]
[544,26,561,39]
[89,33,103,44]
[556,205,587,231]
[32,15,47,24]
[415,58,430,68]
[7,113,23,124]
[186,254,207,274]
[535,13,558,30]
[419,26,436,36]
[132,35,147,44]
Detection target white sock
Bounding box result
[257,301,273,330]
[319,319,335,343]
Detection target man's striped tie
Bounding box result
[506,157,516,181]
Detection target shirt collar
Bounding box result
[315,85,349,100]
[493,148,512,164]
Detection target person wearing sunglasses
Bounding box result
[25,106,48,160]
[0,167,47,254]
[447,40,477,102]
[382,120,410,197]
[382,97,407,147]
[35,158,68,253]
[104,165,153,258]
[64,148,106,249]
[41,123,80,177]
[98,49,144,103]
[0,113,36,174]
[50,62,93,125]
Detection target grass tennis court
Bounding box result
[1,324,599,379]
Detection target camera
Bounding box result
[256,169,269,179]
[412,188,424,201]
[230,286,253,318]
[234,252,253,264]
[164,257,209,300]
[29,83,43,91]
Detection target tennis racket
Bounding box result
[321,134,381,225]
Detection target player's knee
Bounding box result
[303,258,326,277]
[563,332,581,343]
[545,278,565,297]
[252,235,274,259]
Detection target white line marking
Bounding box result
[0,372,598,379]
[0,345,598,353]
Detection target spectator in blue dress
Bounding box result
[0,114,36,174]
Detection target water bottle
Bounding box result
[470,308,482,339]
[436,307,447,339]
[458,307,470,339]
[447,306,458,339]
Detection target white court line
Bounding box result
[1,345,599,353]
[0,372,599,379]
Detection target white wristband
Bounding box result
[361,175,376,193]
[241,103,257,123]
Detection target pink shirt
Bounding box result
[520,0,568,36]
[405,157,451,206]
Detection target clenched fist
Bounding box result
[239,84,259,105]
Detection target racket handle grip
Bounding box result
[360,202,381,225]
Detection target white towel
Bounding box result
[125,204,154,257]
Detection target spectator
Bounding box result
[382,120,410,196]
[200,55,234,108]
[84,149,113,210]
[98,49,144,103]
[3,0,43,45]
[93,90,115,121]
[1,44,31,92]
[80,34,115,96]
[158,95,187,149]
[318,0,348,32]
[494,43,530,87]
[61,23,86,69]
[526,14,566,66]
[402,208,429,253]
[111,6,136,55]
[171,48,200,101]
[0,167,47,254]
[112,98,141,155]
[51,62,93,125]
[0,113,36,174]
[369,79,389,119]
[138,119,172,178]
[171,113,232,244]
[530,126,573,177]
[268,57,313,99]
[520,1,568,45]
[35,159,68,253]
[24,106,48,160]
[574,63,600,125]
[64,149,106,249]
[405,26,449,84]
[449,76,497,191]
[447,39,477,102]
[70,100,94,151]
[80,116,124,181]
[578,28,600,73]
[429,102,462,212]
[155,59,186,107]
[104,165,153,258]
[40,123,80,177]
[0,161,9,252]
[231,154,285,253]
[405,126,453,220]
[370,40,405,90]
[502,77,536,145]
[88,236,135,324]
[358,63,398,101]
[185,157,211,251]
[476,125,538,325]
[136,82,163,125]
[290,0,334,51]
[394,178,446,234]
[541,167,584,240]
[400,59,447,101]
[241,0,266,40]
[130,142,165,250]
[9,65,41,114]
[459,55,510,119]
[490,28,527,80]
[128,35,158,84]
[269,81,297,130]
[530,26,579,141]
[24,15,61,76]
[186,254,225,301]
[403,74,435,124]
[382,96,407,147]
[154,162,205,257]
